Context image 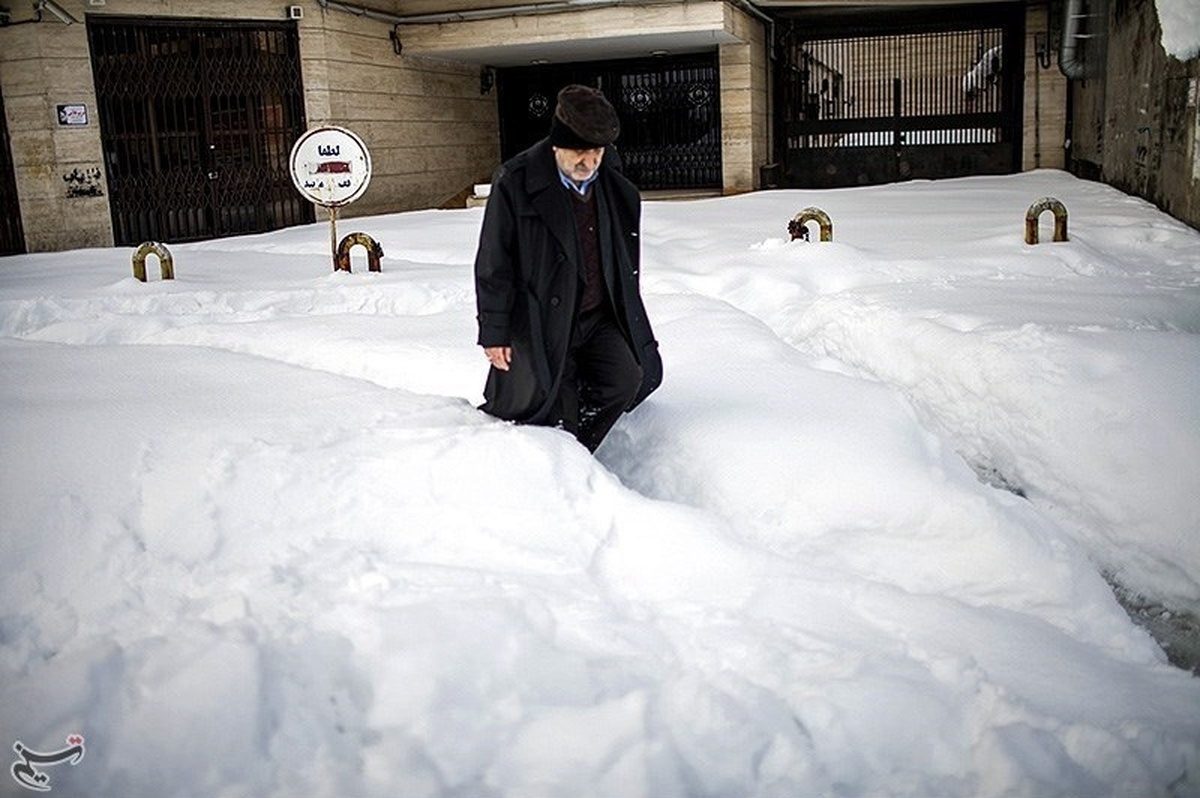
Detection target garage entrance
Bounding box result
[497,53,722,190]
[87,17,314,245]
[775,4,1024,188]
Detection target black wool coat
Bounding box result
[474,139,663,425]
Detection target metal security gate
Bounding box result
[497,54,721,190]
[776,5,1023,188]
[87,17,313,245]
[0,89,25,255]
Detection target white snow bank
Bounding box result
[638,171,1200,612]
[1157,0,1200,61]
[2,171,1198,797]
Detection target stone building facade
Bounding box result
[0,0,500,252]
[2,0,1183,254]
[1065,0,1200,230]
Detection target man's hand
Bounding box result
[484,346,512,371]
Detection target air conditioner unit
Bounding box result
[288,5,303,19]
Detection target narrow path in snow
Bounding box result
[781,304,1200,676]
[983,463,1200,676]
[1107,580,1200,675]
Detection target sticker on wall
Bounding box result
[289,126,372,208]
[57,104,89,126]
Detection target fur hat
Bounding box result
[549,84,620,149]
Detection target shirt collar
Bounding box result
[558,168,599,196]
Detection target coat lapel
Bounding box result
[594,178,619,299]
[525,140,578,272]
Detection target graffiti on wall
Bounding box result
[62,167,103,198]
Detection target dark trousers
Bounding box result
[555,305,643,452]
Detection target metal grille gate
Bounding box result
[87,17,313,245]
[775,5,1023,188]
[0,88,25,255]
[497,54,721,190]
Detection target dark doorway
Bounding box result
[87,17,314,245]
[0,88,25,256]
[497,54,722,190]
[775,4,1024,188]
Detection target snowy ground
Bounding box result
[1,170,1198,797]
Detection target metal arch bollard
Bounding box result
[334,232,384,272]
[1025,197,1069,244]
[788,207,834,242]
[132,241,175,282]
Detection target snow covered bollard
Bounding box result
[1025,197,1069,244]
[131,241,174,282]
[789,207,834,242]
[334,232,384,273]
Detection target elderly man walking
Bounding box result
[474,84,663,452]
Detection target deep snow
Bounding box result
[1,170,1198,797]
[1156,0,1200,60]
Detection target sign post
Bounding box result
[288,126,372,269]
[329,204,338,261]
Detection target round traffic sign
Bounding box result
[289,126,372,207]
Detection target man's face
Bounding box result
[553,146,605,183]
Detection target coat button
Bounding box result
[550,296,561,307]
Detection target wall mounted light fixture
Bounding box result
[1034,32,1052,70]
[35,0,80,24]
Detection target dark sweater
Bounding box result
[570,187,604,313]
